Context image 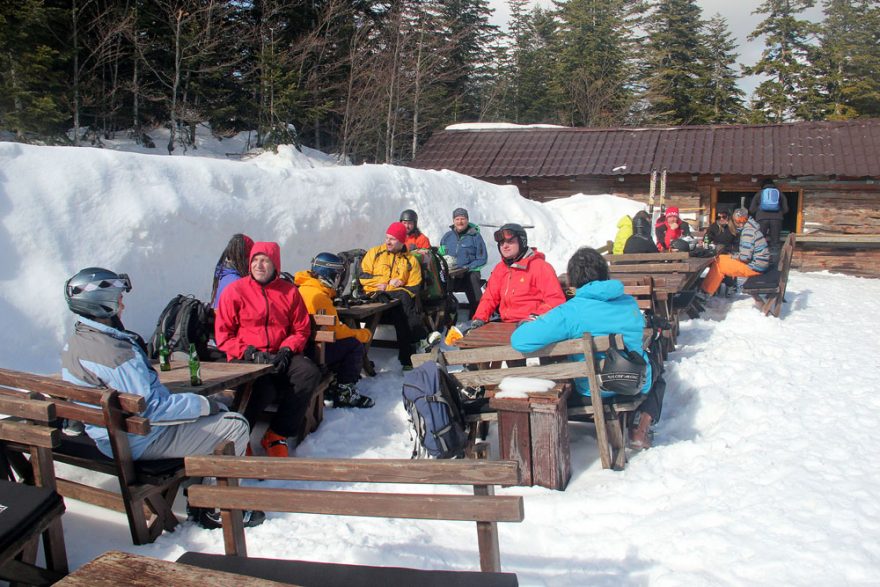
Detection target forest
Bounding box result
[1,0,878,163]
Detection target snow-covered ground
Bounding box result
[2,140,879,585]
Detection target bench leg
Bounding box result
[607,413,628,470]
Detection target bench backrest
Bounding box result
[0,393,60,488]
[185,444,524,573]
[310,313,337,367]
[605,251,691,273]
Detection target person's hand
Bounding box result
[457,319,485,335]
[244,345,274,364]
[201,396,229,416]
[389,278,404,288]
[272,347,292,374]
[376,283,388,291]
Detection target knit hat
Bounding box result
[452,207,469,219]
[386,222,407,243]
[665,206,680,220]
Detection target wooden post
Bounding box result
[582,334,613,469]
[473,484,501,573]
[214,441,247,557]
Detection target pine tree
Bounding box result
[0,0,68,138]
[701,14,745,123]
[815,0,880,119]
[642,0,710,125]
[552,0,639,127]
[744,0,817,122]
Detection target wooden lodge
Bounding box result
[410,120,880,277]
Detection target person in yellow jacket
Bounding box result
[294,254,374,408]
[613,215,633,255]
[360,222,428,369]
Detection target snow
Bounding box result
[2,139,880,585]
[446,122,566,131]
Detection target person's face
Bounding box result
[499,234,520,260]
[734,215,748,230]
[385,234,403,252]
[666,217,680,229]
[453,216,468,232]
[116,295,125,318]
[250,254,275,284]
[401,219,416,235]
[716,214,729,225]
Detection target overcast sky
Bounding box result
[486,0,824,97]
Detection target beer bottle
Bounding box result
[158,333,171,372]
[188,343,202,386]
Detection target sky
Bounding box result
[3,133,880,584]
[486,0,825,97]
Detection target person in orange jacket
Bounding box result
[294,253,374,408]
[214,241,320,457]
[399,209,431,251]
[464,223,565,331]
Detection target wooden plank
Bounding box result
[186,457,521,486]
[160,362,272,396]
[0,420,59,448]
[313,314,337,327]
[451,363,590,388]
[187,486,525,523]
[55,478,127,512]
[54,551,291,587]
[606,252,690,263]
[0,395,55,422]
[603,261,691,273]
[0,368,145,413]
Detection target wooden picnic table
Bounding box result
[55,551,291,587]
[159,360,272,414]
[457,321,517,349]
[336,298,400,376]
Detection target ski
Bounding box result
[649,170,659,244]
[659,168,667,215]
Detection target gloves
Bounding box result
[200,396,229,417]
[457,319,485,335]
[272,347,293,374]
[243,345,274,364]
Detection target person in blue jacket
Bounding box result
[61,267,264,529]
[511,247,662,449]
[439,208,487,318]
[210,233,254,308]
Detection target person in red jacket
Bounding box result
[215,242,320,457]
[465,223,565,331]
[655,207,689,252]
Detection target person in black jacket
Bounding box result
[749,179,789,251]
[705,209,738,253]
[624,211,658,254]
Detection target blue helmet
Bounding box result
[311,252,345,289]
[64,267,132,319]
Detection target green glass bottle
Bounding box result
[158,333,171,372]
[188,343,202,386]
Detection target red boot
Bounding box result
[629,413,653,450]
[261,429,289,457]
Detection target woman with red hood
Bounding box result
[656,207,685,252]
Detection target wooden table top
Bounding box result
[160,361,272,396]
[457,322,517,349]
[335,299,400,320]
[55,551,292,586]
[610,256,714,295]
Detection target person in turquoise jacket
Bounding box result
[511,247,661,449]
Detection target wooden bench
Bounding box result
[0,368,185,545]
[180,442,523,586]
[742,233,796,317]
[414,332,647,485]
[0,393,69,585]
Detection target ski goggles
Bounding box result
[67,274,132,297]
[493,229,519,244]
[733,215,748,227]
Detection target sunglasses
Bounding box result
[717,214,729,220]
[493,229,519,244]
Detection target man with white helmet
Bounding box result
[61,267,264,530]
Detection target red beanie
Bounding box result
[386,222,407,243]
[665,206,680,220]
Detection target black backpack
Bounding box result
[146,295,215,361]
[402,360,468,459]
[335,249,368,305]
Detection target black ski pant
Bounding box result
[382,290,426,366]
[451,271,483,319]
[310,337,363,385]
[758,218,782,251]
[244,354,321,439]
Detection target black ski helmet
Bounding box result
[399,209,418,224]
[493,223,528,250]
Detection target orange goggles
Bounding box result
[493,229,518,243]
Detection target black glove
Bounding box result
[202,397,228,416]
[243,345,274,364]
[272,347,293,374]
[456,319,485,335]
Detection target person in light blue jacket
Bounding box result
[61,267,264,529]
[511,247,662,449]
[439,208,487,318]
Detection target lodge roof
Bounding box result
[409,120,880,179]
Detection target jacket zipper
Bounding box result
[261,285,270,351]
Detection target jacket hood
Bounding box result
[617,215,632,229]
[293,270,334,295]
[507,247,543,269]
[250,241,281,274]
[214,261,241,280]
[575,279,625,301]
[632,214,653,238]
[450,222,480,235]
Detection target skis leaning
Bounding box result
[649,170,659,243]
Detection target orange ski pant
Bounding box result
[701,254,761,295]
